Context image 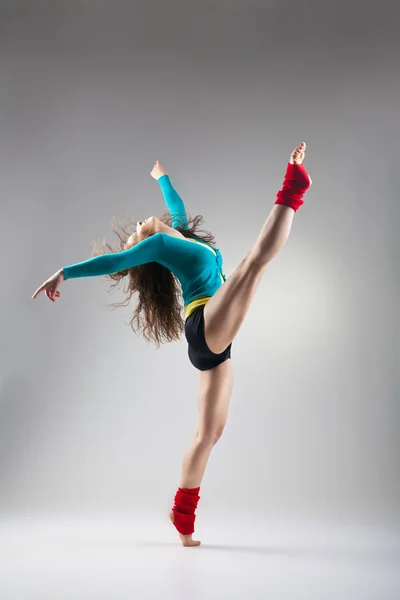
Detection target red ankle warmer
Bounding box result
[275,163,312,212]
[171,487,201,535]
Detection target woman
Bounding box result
[32,142,312,547]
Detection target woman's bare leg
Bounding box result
[170,142,311,546]
[204,142,311,354]
[180,359,234,488]
[169,358,234,547]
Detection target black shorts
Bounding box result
[184,304,232,371]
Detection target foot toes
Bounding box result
[183,539,201,547]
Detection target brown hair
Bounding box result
[91,211,216,348]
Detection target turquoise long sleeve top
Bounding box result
[62,175,226,314]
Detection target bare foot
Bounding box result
[289,142,312,185]
[169,510,201,547]
[290,141,306,164]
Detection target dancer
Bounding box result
[32,142,312,547]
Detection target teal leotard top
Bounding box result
[62,175,226,317]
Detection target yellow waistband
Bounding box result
[184,296,212,319]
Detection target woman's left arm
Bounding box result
[32,233,166,301]
[62,232,165,280]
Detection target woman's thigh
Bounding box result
[204,204,295,354]
[203,256,267,354]
[196,358,234,441]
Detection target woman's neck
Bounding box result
[157,222,185,238]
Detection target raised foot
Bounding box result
[290,141,306,165]
[289,142,312,185]
[169,510,201,547]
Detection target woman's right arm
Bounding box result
[150,160,189,230]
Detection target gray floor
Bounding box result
[0,514,399,599]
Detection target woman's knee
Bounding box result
[213,424,225,445]
[246,246,273,269]
[196,422,226,446]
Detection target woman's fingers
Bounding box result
[32,284,45,299]
[32,271,62,301]
[47,287,60,302]
[32,283,59,301]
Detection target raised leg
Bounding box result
[204,142,311,355]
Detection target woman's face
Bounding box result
[125,216,158,249]
[136,218,153,239]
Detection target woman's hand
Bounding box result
[150,160,168,180]
[31,269,64,302]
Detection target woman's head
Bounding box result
[124,215,161,249]
[91,211,216,347]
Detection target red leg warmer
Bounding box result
[275,163,312,212]
[171,487,201,535]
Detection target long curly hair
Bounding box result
[91,211,216,348]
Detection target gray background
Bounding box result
[0,0,398,524]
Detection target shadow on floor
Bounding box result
[134,540,399,565]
